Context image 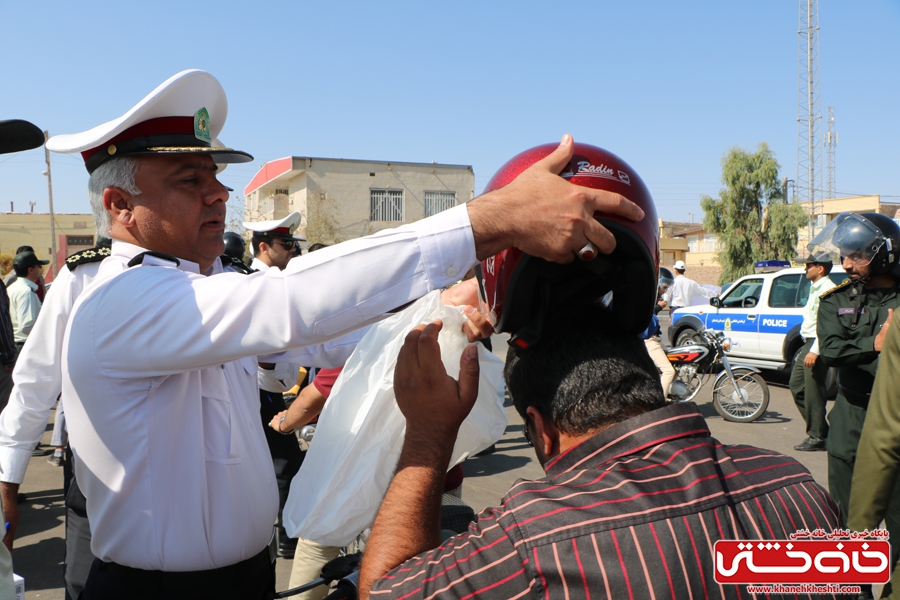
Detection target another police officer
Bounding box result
[245,213,304,272]
[243,214,307,559]
[788,251,837,451]
[812,212,900,597]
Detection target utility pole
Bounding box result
[43,130,58,278]
[797,0,822,244]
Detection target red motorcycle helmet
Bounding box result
[477,142,659,348]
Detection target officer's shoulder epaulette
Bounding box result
[65,244,112,272]
[220,255,256,275]
[127,251,180,268]
[820,278,852,301]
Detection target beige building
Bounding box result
[657,220,721,284]
[243,156,475,242]
[0,213,97,282]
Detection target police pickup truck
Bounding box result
[668,266,847,371]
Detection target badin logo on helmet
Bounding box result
[562,161,632,186]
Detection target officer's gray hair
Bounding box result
[87,157,142,238]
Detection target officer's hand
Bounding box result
[269,410,290,433]
[804,352,818,368]
[441,279,494,342]
[875,309,894,353]
[1,482,19,553]
[466,134,644,263]
[394,320,479,442]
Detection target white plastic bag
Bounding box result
[283,291,507,546]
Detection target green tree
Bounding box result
[305,189,343,245]
[700,143,807,283]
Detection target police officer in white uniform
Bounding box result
[243,213,307,559]
[47,69,645,599]
[245,213,304,272]
[0,118,49,600]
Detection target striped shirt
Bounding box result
[370,403,843,599]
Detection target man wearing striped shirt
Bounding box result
[360,310,844,599]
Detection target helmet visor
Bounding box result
[808,213,885,268]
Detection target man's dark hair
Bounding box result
[250,234,266,257]
[15,246,33,255]
[504,306,666,436]
[308,243,329,253]
[818,262,833,275]
[13,262,31,277]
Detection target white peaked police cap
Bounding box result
[243,212,306,241]
[46,69,252,173]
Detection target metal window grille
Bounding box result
[424,191,457,217]
[370,189,403,221]
[66,235,94,246]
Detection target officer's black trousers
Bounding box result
[64,446,95,600]
[259,390,304,549]
[78,546,274,600]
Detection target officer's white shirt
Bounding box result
[664,273,716,308]
[250,257,269,272]
[0,242,293,484]
[61,204,474,571]
[1,264,92,483]
[0,244,137,484]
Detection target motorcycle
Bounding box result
[665,329,770,422]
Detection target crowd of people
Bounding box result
[0,68,899,600]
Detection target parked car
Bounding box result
[668,266,847,371]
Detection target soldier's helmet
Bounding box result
[659,267,675,292]
[222,232,245,260]
[808,212,900,276]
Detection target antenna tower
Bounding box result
[797,0,821,241]
[825,106,837,201]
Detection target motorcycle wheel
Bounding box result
[712,368,770,422]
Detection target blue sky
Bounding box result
[1,1,897,225]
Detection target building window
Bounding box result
[687,235,699,253]
[370,189,403,221]
[424,191,457,217]
[701,234,718,253]
[66,235,94,247]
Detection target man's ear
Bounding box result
[103,187,136,231]
[526,406,560,460]
[258,240,271,257]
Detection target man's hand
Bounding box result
[268,409,290,433]
[875,309,894,353]
[804,351,818,369]
[1,482,19,553]
[359,322,480,599]
[466,134,645,262]
[394,320,480,442]
[441,279,494,342]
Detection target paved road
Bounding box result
[11,326,829,598]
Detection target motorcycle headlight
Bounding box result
[722,338,732,352]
